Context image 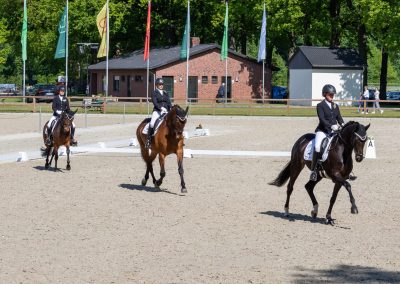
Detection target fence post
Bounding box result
[85,106,88,128]
[123,103,126,124]
[38,106,42,133]
[33,98,36,113]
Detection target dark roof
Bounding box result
[289,46,364,69]
[88,43,261,70]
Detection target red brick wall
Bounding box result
[90,48,271,100]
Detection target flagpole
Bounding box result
[146,58,150,115]
[262,60,265,103]
[105,0,109,104]
[185,0,190,105]
[145,0,151,116]
[65,0,69,96]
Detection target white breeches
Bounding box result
[315,131,327,152]
[150,111,160,128]
[48,116,75,130]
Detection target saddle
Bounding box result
[142,113,167,136]
[304,135,336,162]
[48,118,60,135]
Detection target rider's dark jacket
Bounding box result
[52,95,73,116]
[315,100,344,133]
[151,89,172,112]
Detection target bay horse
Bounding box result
[269,121,370,224]
[136,105,189,193]
[41,110,77,170]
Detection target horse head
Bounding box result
[168,105,189,139]
[340,121,370,162]
[60,111,75,133]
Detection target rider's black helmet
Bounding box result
[322,84,336,97]
[57,86,65,94]
[155,78,164,85]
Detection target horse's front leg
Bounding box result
[66,146,71,170]
[54,146,59,171]
[45,147,52,168]
[177,149,187,193]
[48,148,55,168]
[155,153,166,188]
[333,173,358,214]
[326,182,341,225]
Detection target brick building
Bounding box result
[88,38,272,102]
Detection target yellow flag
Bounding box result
[97,3,107,58]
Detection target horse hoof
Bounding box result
[284,207,289,217]
[326,218,335,225]
[154,183,160,189]
[351,206,359,214]
[311,211,318,219]
[141,178,147,186]
[66,165,71,171]
[181,187,187,193]
[45,164,49,169]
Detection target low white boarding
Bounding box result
[365,136,376,159]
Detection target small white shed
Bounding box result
[288,46,364,106]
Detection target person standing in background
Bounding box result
[372,87,384,114]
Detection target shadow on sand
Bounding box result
[33,165,64,172]
[260,210,351,229]
[119,183,185,196]
[292,264,400,283]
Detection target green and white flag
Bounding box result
[55,6,67,59]
[180,4,190,59]
[21,0,28,61]
[220,1,228,60]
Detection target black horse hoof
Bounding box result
[311,211,318,219]
[45,163,49,169]
[326,218,335,225]
[141,178,147,186]
[66,165,71,171]
[181,187,187,193]
[351,206,359,214]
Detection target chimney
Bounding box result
[191,37,200,47]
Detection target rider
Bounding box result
[310,84,345,181]
[146,78,172,148]
[45,86,77,146]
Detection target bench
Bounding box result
[82,98,104,111]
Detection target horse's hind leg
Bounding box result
[305,175,323,218]
[66,146,71,170]
[45,147,52,168]
[326,183,342,225]
[54,146,59,170]
[284,162,304,216]
[155,153,166,188]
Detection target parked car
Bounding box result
[27,84,56,103]
[386,91,400,100]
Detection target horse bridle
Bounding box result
[338,126,367,160]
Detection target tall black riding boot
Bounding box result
[309,149,320,181]
[145,127,154,149]
[45,126,52,146]
[70,127,77,146]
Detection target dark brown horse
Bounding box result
[136,105,189,193]
[269,121,370,224]
[41,110,76,170]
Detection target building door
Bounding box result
[162,76,174,98]
[127,75,131,97]
[188,76,198,103]
[221,76,232,100]
[91,73,97,96]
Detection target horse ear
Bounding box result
[365,123,370,131]
[185,106,189,116]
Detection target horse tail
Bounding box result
[268,161,291,187]
[41,146,51,157]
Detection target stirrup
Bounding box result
[71,139,78,146]
[310,171,318,181]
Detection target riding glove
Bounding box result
[331,124,339,131]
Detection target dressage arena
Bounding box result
[0,113,399,283]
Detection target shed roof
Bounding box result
[289,46,364,70]
[88,43,261,70]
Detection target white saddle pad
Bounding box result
[142,121,163,136]
[304,136,334,162]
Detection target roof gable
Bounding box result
[289,46,364,70]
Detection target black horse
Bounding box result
[269,121,370,224]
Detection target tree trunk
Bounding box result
[329,0,340,47]
[240,14,247,55]
[379,48,388,100]
[358,24,368,87]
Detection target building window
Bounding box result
[113,76,120,92]
[212,76,218,84]
[202,76,208,84]
[135,75,143,82]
